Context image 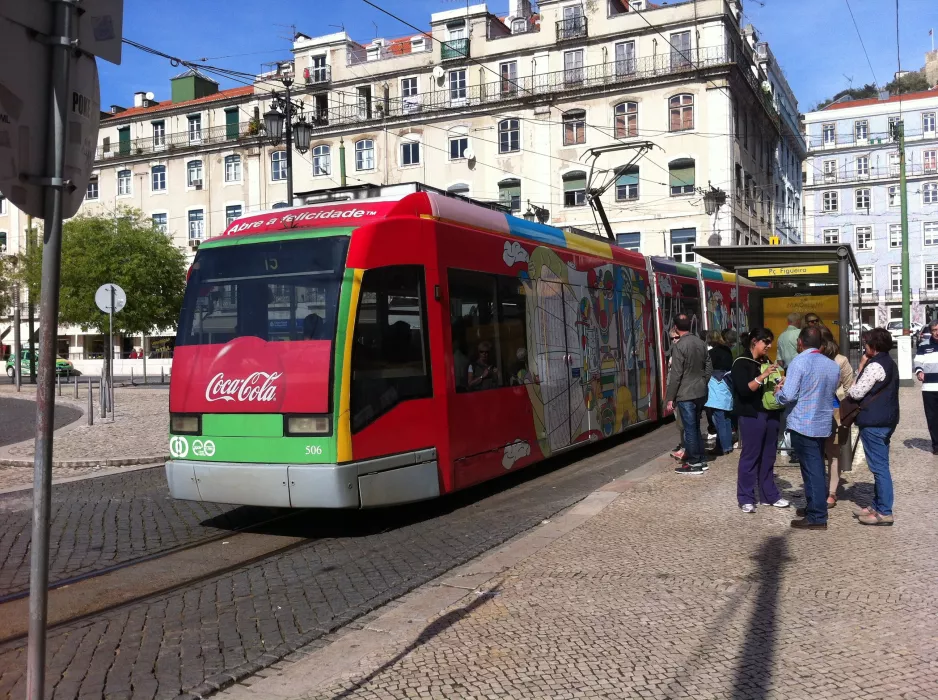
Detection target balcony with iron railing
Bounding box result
[303,65,331,85]
[920,288,938,301]
[347,42,432,66]
[95,122,259,162]
[808,162,938,187]
[440,38,470,61]
[556,16,588,41]
[886,290,905,302]
[312,45,774,132]
[808,128,938,151]
[859,291,880,304]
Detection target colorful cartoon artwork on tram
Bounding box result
[500,241,655,459]
[705,284,751,334]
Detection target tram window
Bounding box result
[350,266,432,432]
[448,269,529,392]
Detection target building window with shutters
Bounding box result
[225,155,242,182]
[498,118,520,153]
[312,145,331,175]
[614,102,638,138]
[615,232,640,252]
[668,94,694,132]
[188,210,204,240]
[562,109,586,146]
[669,159,695,195]
[152,213,167,234]
[498,178,521,212]
[615,166,639,201]
[118,126,130,155]
[117,169,131,196]
[225,108,239,140]
[226,205,243,226]
[563,171,587,207]
[151,165,166,192]
[670,228,696,263]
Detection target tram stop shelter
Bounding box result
[695,243,863,470]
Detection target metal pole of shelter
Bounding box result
[27,217,36,384]
[26,1,74,697]
[837,248,854,473]
[735,273,741,354]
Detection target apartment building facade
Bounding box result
[0,0,802,360]
[803,89,938,327]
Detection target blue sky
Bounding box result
[102,0,938,113]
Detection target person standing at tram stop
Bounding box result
[731,328,789,513]
[705,330,734,456]
[666,313,713,475]
[666,327,686,461]
[776,313,803,369]
[467,341,499,391]
[914,320,938,454]
[774,326,841,530]
[818,326,855,508]
[848,328,900,526]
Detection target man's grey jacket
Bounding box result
[665,333,713,403]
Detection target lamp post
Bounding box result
[263,71,312,206]
[523,201,550,224]
[702,183,727,247]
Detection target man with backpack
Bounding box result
[666,314,712,475]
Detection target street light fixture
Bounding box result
[263,67,313,206]
[523,201,550,224]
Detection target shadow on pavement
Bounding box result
[730,535,790,700]
[328,584,502,699]
[902,437,933,453]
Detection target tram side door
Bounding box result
[563,280,592,442]
[530,278,581,456]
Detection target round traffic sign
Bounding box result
[95,283,127,313]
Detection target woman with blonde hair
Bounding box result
[818,325,854,507]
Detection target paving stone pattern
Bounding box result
[303,388,938,700]
[0,423,673,699]
[0,468,275,598]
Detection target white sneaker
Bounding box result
[740,503,757,513]
[768,499,790,508]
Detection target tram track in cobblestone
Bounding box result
[0,424,672,699]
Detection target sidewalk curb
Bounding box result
[0,462,165,496]
[205,450,675,700]
[0,455,170,468]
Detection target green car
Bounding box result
[5,349,76,378]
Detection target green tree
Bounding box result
[816,83,879,110]
[886,71,929,96]
[0,254,16,320]
[21,209,187,336]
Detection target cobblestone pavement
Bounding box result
[0,396,82,448]
[0,386,170,490]
[0,467,276,598]
[0,423,674,699]
[287,387,938,700]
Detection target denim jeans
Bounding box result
[859,426,895,516]
[677,398,705,465]
[791,431,828,524]
[712,409,734,454]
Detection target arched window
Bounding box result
[117,169,131,196]
[498,178,521,212]
[355,139,375,171]
[669,158,695,195]
[187,160,203,187]
[563,170,587,207]
[615,165,639,201]
[669,94,694,132]
[562,109,586,146]
[151,165,166,192]
[313,145,331,175]
[224,155,242,182]
[498,118,520,153]
[614,102,638,138]
[271,151,287,180]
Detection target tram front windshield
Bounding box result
[176,237,349,347]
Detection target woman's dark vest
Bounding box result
[856,352,900,428]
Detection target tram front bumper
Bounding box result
[166,452,440,508]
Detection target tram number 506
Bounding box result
[306,445,323,456]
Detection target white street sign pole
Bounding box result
[26,2,74,698]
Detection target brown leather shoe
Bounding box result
[791,518,827,530]
[853,506,875,518]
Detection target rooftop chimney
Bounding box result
[133,91,145,108]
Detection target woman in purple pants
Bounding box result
[731,328,791,513]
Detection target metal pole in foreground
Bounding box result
[109,286,114,418]
[13,279,22,391]
[26,2,74,697]
[87,378,93,426]
[284,79,294,205]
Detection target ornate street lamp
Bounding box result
[263,67,313,206]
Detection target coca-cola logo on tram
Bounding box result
[205,371,284,403]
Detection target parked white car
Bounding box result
[886,320,922,339]
[849,323,873,345]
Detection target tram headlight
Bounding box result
[285,415,332,436]
[171,414,201,435]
